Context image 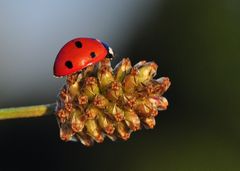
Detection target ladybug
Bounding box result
[53,37,114,77]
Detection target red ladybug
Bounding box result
[54,37,114,77]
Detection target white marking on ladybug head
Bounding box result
[109,47,114,56]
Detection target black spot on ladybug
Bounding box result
[65,61,73,69]
[75,41,82,48]
[90,52,96,58]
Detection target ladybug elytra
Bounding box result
[53,38,114,77]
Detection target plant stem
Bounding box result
[0,103,56,120]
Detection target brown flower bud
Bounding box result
[134,62,158,85]
[97,111,115,135]
[60,122,74,141]
[85,119,104,143]
[70,109,87,132]
[134,97,157,117]
[155,77,171,95]
[106,81,123,101]
[122,68,138,93]
[85,105,99,119]
[114,58,132,82]
[120,94,136,108]
[93,95,109,109]
[116,122,131,140]
[148,96,168,111]
[59,86,69,102]
[82,77,100,100]
[141,117,156,129]
[124,109,140,131]
[144,77,171,95]
[97,59,114,90]
[56,109,69,123]
[75,132,94,147]
[105,103,125,121]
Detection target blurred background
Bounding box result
[0,0,239,170]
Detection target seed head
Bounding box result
[55,57,170,146]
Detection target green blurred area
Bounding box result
[112,0,240,170]
[0,0,240,170]
[126,0,240,170]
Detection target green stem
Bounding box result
[0,103,56,120]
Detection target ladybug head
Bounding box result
[101,41,115,59]
[53,38,114,77]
